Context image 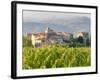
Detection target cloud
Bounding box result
[22,10,91,36]
[23,10,90,24]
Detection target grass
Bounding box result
[22,44,91,69]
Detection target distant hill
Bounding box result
[23,16,90,36]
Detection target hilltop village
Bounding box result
[25,27,90,47]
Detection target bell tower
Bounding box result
[45,27,49,34]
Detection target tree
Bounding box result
[77,36,84,44]
[86,37,91,46]
[23,36,32,47]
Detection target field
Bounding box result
[22,44,91,69]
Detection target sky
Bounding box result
[22,10,91,36]
[23,10,90,23]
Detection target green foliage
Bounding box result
[22,44,91,69]
[23,36,32,47]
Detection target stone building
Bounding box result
[76,32,89,38]
[29,27,73,47]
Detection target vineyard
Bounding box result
[22,44,91,69]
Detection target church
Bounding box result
[29,27,73,47]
